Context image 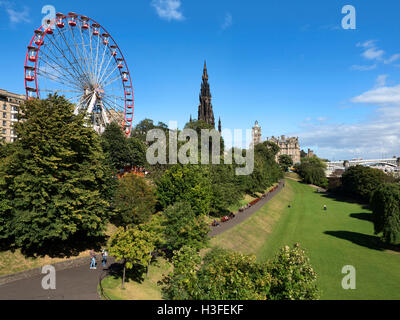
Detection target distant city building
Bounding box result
[306,148,314,158]
[0,89,25,143]
[252,120,262,146]
[107,108,125,128]
[267,135,301,164]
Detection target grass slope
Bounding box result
[212,178,400,300]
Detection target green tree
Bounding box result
[209,164,242,216]
[160,245,202,300]
[163,202,209,252]
[278,154,293,172]
[296,156,328,188]
[113,173,157,228]
[237,142,282,195]
[127,136,147,167]
[267,243,320,300]
[156,165,212,215]
[101,122,134,171]
[370,184,400,244]
[108,226,155,289]
[161,244,320,300]
[0,95,112,253]
[341,165,391,202]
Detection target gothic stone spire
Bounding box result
[198,60,215,127]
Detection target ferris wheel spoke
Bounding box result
[94,31,101,85]
[57,26,92,85]
[38,45,85,88]
[102,96,125,112]
[101,72,123,89]
[96,40,108,85]
[101,99,123,116]
[74,93,94,111]
[45,33,88,85]
[37,57,84,89]
[103,93,125,102]
[40,89,82,94]
[68,22,93,84]
[78,24,94,83]
[51,29,85,76]
[37,67,83,92]
[97,53,115,87]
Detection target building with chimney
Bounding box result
[267,135,301,164]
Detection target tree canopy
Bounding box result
[370,183,400,245]
[296,156,328,188]
[112,173,157,228]
[163,201,209,252]
[341,165,391,202]
[0,95,112,254]
[108,226,155,288]
[156,165,212,215]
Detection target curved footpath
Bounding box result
[0,256,115,300]
[209,179,285,237]
[0,180,285,300]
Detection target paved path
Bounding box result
[208,180,285,237]
[0,181,285,300]
[0,256,111,300]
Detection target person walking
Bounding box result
[90,249,96,269]
[101,249,108,268]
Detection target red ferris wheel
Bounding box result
[24,12,134,136]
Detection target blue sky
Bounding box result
[1,0,400,160]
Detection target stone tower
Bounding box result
[252,120,262,146]
[198,61,215,127]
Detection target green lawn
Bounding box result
[101,257,171,300]
[212,178,400,300]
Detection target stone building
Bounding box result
[252,120,262,146]
[0,89,25,143]
[267,135,301,164]
[306,148,314,158]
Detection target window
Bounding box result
[3,113,6,119]
[2,120,6,126]
[2,129,6,135]
[2,104,6,111]
[12,114,17,120]
[12,106,18,112]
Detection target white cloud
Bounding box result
[362,47,385,60]
[356,40,376,48]
[222,13,233,30]
[151,0,184,21]
[352,85,400,105]
[294,81,400,160]
[350,64,377,71]
[384,54,400,64]
[375,74,388,88]
[0,1,30,24]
